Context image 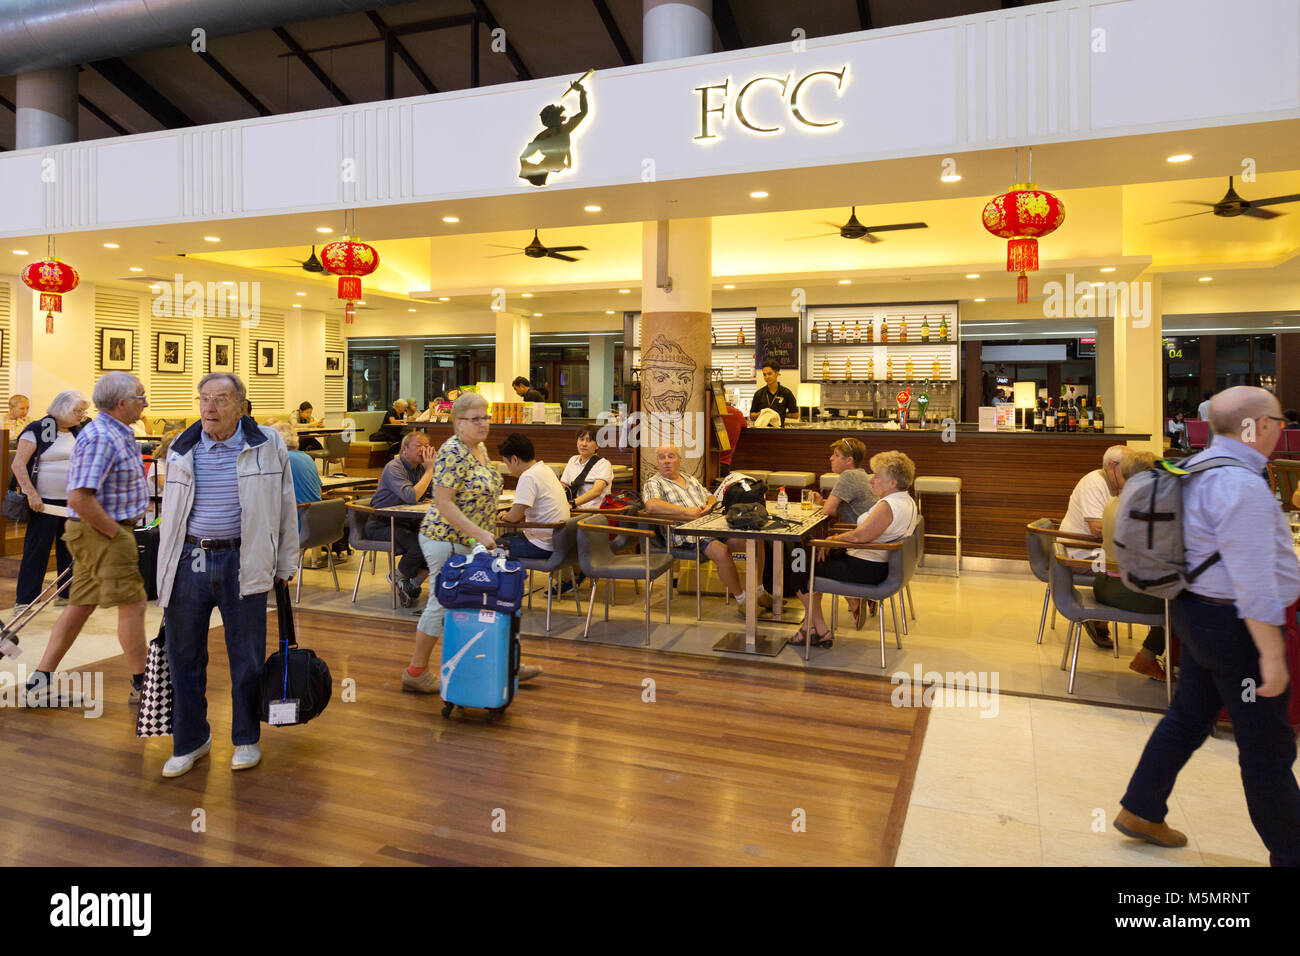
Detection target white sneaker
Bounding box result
[232,743,261,771]
[162,736,212,778]
[10,604,30,619]
[518,664,543,683]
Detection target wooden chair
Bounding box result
[1269,460,1300,512]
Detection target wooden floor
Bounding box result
[0,608,928,866]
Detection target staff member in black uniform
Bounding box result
[749,364,798,425]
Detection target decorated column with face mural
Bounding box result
[639,218,711,481]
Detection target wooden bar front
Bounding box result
[407,422,634,467]
[730,427,1149,561]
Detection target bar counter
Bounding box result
[731,425,1151,561]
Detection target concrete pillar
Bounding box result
[1113,274,1163,454]
[643,0,712,62]
[640,218,711,479]
[285,308,327,415]
[590,333,614,417]
[1094,317,1115,422]
[15,67,78,150]
[398,339,422,409]
[494,311,530,387]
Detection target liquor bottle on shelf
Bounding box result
[931,356,942,379]
[1067,393,1079,432]
[921,315,931,342]
[1093,395,1105,431]
[840,320,848,344]
[1044,398,1057,431]
[809,324,817,344]
[733,354,742,378]
[737,327,746,346]
[1082,396,1092,429]
[905,357,914,380]
[852,320,861,344]
[711,327,717,346]
[1034,398,1045,431]
[1057,387,1068,432]
[885,355,894,380]
[939,315,949,342]
[845,357,853,381]
[864,320,873,344]
[899,320,908,343]
[879,316,889,343]
[866,356,874,380]
[821,356,830,382]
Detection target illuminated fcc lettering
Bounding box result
[693,66,848,141]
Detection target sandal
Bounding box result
[853,600,869,630]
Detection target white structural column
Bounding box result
[1112,274,1163,454]
[643,0,712,61]
[285,309,327,415]
[398,338,423,408]
[589,333,615,417]
[15,67,77,150]
[495,310,530,387]
[1094,316,1115,425]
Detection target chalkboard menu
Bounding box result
[755,316,799,370]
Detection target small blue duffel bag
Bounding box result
[434,546,527,614]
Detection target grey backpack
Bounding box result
[1113,456,1258,599]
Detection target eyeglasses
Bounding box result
[131,394,147,402]
[1264,415,1287,424]
[197,395,235,408]
[458,415,490,425]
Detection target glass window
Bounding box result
[348,349,398,412]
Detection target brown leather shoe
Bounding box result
[1129,654,1167,682]
[1114,808,1187,848]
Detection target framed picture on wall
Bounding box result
[156,332,186,373]
[324,350,344,377]
[208,336,235,373]
[100,328,133,370]
[255,339,279,376]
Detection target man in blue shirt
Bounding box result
[1116,386,1300,864]
[367,429,435,607]
[27,372,150,706]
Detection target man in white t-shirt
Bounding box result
[1059,445,1132,647]
[497,432,569,559]
[1197,392,1211,421]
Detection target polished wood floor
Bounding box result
[0,608,928,866]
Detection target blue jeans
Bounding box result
[1121,594,1300,865]
[164,548,268,755]
[503,534,552,561]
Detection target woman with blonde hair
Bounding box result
[791,450,919,649]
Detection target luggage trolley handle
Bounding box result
[0,565,75,658]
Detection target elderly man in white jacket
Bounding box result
[156,372,298,778]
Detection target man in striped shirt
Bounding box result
[27,372,150,706]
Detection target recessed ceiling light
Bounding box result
[1090,281,1105,287]
[128,266,143,272]
[605,310,615,314]
[618,289,630,294]
[357,300,366,305]
[533,312,543,317]
[295,291,306,296]
[583,204,601,212]
[1100,266,1116,273]
[521,292,533,297]
[203,236,220,242]
[12,249,28,255]
[316,226,333,234]
[438,297,450,301]
[103,242,120,249]
[408,308,416,312]
[1198,276,1212,282]
[966,273,980,279]
[441,216,460,224]
[973,297,986,302]
[723,284,735,290]
[220,280,235,285]
[1167,153,1193,163]
[292,303,302,308]
[749,190,768,199]
[149,285,161,292]
[838,279,852,285]
[940,173,962,183]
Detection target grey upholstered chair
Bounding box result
[504,516,583,633]
[307,432,350,475]
[577,514,674,646]
[295,499,346,603]
[344,499,397,606]
[804,533,916,668]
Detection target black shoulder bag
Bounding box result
[259,580,332,726]
[2,429,40,523]
[564,454,602,506]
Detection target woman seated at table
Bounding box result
[811,437,877,523]
[562,425,613,507]
[791,450,919,649]
[293,401,324,451]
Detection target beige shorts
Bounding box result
[63,520,146,608]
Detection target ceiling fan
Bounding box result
[787,207,928,243]
[256,245,325,273]
[1146,176,1300,224]
[487,229,588,262]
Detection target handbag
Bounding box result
[564,454,602,506]
[134,623,173,738]
[2,442,39,523]
[434,546,526,614]
[258,580,332,726]
[725,501,770,530]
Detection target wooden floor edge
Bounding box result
[881,705,929,867]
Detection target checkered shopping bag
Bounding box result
[134,624,172,738]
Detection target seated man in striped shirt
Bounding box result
[642,444,770,619]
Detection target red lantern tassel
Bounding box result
[1017,272,1029,304]
[345,302,355,325]
[45,311,54,334]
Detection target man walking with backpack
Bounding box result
[1114,386,1300,864]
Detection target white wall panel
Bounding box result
[0,154,46,233]
[241,117,340,211]
[95,139,181,223]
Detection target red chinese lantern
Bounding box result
[321,237,378,324]
[982,183,1065,303]
[22,257,80,333]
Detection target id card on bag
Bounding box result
[268,698,300,725]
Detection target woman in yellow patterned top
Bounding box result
[401,391,541,693]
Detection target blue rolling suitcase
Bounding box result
[439,607,521,723]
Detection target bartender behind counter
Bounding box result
[750,364,798,426]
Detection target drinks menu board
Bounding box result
[756,316,798,370]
